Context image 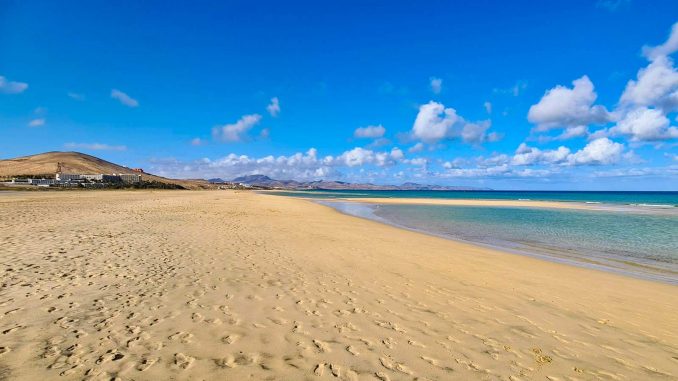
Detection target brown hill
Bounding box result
[0,151,213,189]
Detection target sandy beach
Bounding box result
[1,190,676,380]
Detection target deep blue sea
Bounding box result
[269,189,678,206]
[270,190,678,284]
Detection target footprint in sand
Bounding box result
[314,362,325,376]
[408,340,426,348]
[136,356,158,371]
[313,339,331,353]
[169,331,193,343]
[382,337,396,349]
[234,352,260,366]
[215,354,236,368]
[221,334,240,344]
[0,346,10,356]
[346,345,359,356]
[379,356,413,375]
[174,352,194,369]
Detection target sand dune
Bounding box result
[0,190,676,380]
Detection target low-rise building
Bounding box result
[117,174,142,183]
[56,173,82,181]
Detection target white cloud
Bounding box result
[335,146,403,167]
[642,22,678,61]
[493,80,527,97]
[67,92,85,101]
[609,107,678,141]
[558,125,589,140]
[408,142,425,153]
[267,97,280,117]
[592,166,678,178]
[528,75,609,131]
[390,147,404,161]
[191,138,204,146]
[405,157,428,167]
[484,101,492,114]
[0,75,28,94]
[354,125,385,138]
[461,121,502,144]
[411,101,497,145]
[609,23,678,143]
[111,89,139,107]
[412,101,460,143]
[619,56,678,112]
[28,118,45,127]
[337,147,374,167]
[566,137,624,166]
[212,114,262,142]
[148,146,407,181]
[64,142,127,151]
[430,77,442,94]
[511,143,570,166]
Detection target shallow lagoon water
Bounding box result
[319,200,678,284]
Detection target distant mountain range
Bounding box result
[211,174,490,191]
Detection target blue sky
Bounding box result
[1,1,678,190]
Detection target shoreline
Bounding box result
[336,196,678,214]
[1,190,676,380]
[315,200,678,285]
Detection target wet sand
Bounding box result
[0,190,676,380]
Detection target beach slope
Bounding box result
[0,190,676,380]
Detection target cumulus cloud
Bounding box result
[566,138,624,165]
[408,142,425,153]
[335,147,404,167]
[619,56,678,112]
[111,89,139,107]
[430,77,442,94]
[267,97,280,117]
[149,146,406,181]
[607,23,678,143]
[528,76,610,131]
[28,118,45,127]
[354,125,385,138]
[411,101,497,145]
[412,101,460,143]
[0,75,28,94]
[609,107,678,141]
[64,142,127,151]
[511,143,571,166]
[212,114,262,142]
[642,22,678,61]
[461,121,502,144]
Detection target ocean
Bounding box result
[270,190,678,284]
[268,189,678,206]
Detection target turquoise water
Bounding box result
[323,202,678,284]
[269,190,678,206]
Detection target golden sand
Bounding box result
[0,190,676,380]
